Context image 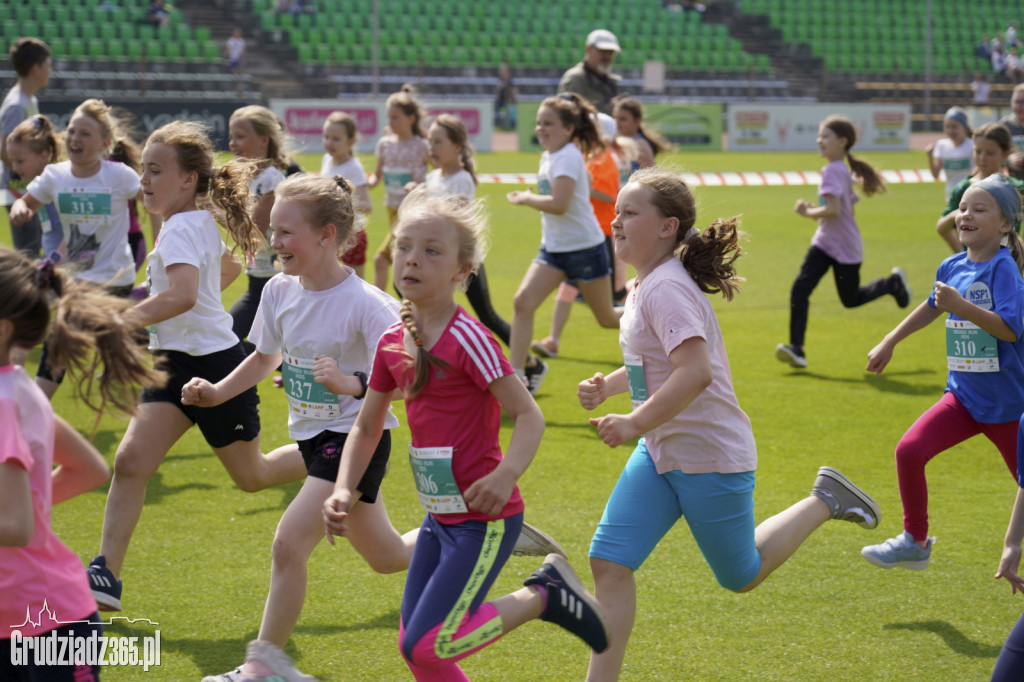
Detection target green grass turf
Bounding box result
[9,149,1021,680]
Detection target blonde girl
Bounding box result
[776,114,911,369]
[581,169,880,681]
[321,111,372,278]
[323,188,608,680]
[611,95,669,170]
[0,247,159,681]
[6,115,63,257]
[10,99,144,396]
[926,107,974,202]
[864,175,1024,570]
[227,104,291,352]
[85,121,307,613]
[506,93,621,392]
[186,174,416,682]
[368,90,430,292]
[935,122,1019,253]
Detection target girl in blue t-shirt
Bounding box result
[862,174,1024,571]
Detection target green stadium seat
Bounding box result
[48,38,67,58]
[67,39,86,60]
[297,44,313,64]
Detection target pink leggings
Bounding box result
[896,391,1017,541]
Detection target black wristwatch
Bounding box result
[353,371,368,400]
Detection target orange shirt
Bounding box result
[587,150,620,236]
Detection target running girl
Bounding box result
[323,188,609,679]
[5,115,63,257]
[611,95,668,170]
[926,107,974,203]
[321,111,371,278]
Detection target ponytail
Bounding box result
[206,160,261,255]
[398,299,451,399]
[1007,229,1024,275]
[847,152,886,197]
[676,218,746,301]
[540,93,606,159]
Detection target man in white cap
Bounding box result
[558,29,622,115]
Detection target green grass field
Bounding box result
[11,149,1023,681]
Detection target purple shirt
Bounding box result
[810,159,863,264]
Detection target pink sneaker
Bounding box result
[530,337,559,358]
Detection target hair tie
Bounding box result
[34,116,43,130]
[414,337,423,347]
[36,251,63,289]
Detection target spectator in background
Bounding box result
[558,29,622,116]
[225,27,245,73]
[979,35,993,61]
[993,46,1008,80]
[146,0,171,28]
[1008,23,1019,49]
[495,63,518,131]
[973,71,992,105]
[1009,47,1024,84]
[998,84,1024,150]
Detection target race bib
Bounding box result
[58,189,112,230]
[281,352,341,419]
[946,319,999,372]
[624,355,648,408]
[537,178,552,196]
[409,445,467,514]
[383,168,412,194]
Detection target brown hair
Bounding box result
[325,111,358,140]
[612,95,670,156]
[628,167,745,300]
[974,121,1015,154]
[230,105,291,170]
[7,114,62,164]
[430,114,477,186]
[539,93,605,159]
[0,248,162,413]
[821,115,886,197]
[385,91,426,139]
[274,172,364,254]
[10,38,50,77]
[145,121,262,255]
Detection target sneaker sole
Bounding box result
[860,549,929,570]
[513,522,567,558]
[543,554,610,653]
[91,590,122,612]
[530,342,558,359]
[891,267,912,308]
[774,344,807,369]
[817,466,881,529]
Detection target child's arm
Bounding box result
[636,138,656,169]
[507,176,575,215]
[8,193,43,227]
[934,280,1018,341]
[463,373,545,517]
[996,487,1024,594]
[251,192,275,235]
[220,246,243,291]
[577,367,629,410]
[323,387,391,540]
[354,185,373,214]
[310,355,367,396]
[0,461,33,546]
[366,155,383,188]
[590,337,711,448]
[129,262,200,327]
[181,348,281,407]
[866,300,943,374]
[51,415,109,504]
[925,142,943,180]
[794,194,839,220]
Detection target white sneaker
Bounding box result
[236,640,317,682]
[513,522,567,557]
[201,667,244,682]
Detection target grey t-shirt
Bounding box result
[1,86,39,205]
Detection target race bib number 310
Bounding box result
[946,319,999,372]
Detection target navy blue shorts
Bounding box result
[534,241,611,285]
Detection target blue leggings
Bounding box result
[589,440,761,591]
[993,610,1024,681]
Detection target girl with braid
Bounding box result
[323,188,609,680]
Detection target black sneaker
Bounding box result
[87,555,122,611]
[774,343,807,369]
[891,267,912,308]
[524,553,609,653]
[524,358,548,396]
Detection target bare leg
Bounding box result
[586,558,636,682]
[36,376,59,400]
[214,440,306,492]
[100,402,191,577]
[548,283,576,347]
[373,252,391,292]
[345,490,418,574]
[578,276,622,328]
[510,262,564,370]
[738,496,830,593]
[491,586,545,633]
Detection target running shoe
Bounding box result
[513,522,567,557]
[775,343,807,369]
[862,531,934,570]
[86,555,122,612]
[810,466,881,529]
[524,553,609,653]
[891,267,912,308]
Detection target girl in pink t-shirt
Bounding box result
[0,247,159,681]
[775,114,911,369]
[323,188,609,680]
[579,168,883,681]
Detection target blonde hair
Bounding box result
[274,172,364,254]
[384,91,426,139]
[7,114,62,164]
[392,187,488,398]
[430,114,477,185]
[230,105,290,170]
[145,121,262,255]
[0,248,162,414]
[324,111,358,140]
[72,98,132,157]
[628,167,745,300]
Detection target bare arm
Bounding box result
[997,487,1024,594]
[251,191,275,235]
[0,461,33,546]
[181,348,281,407]
[795,194,840,220]
[926,143,943,180]
[866,300,943,374]
[934,280,1018,342]
[51,415,109,504]
[577,366,628,410]
[8,193,43,227]
[129,262,199,327]
[506,175,575,215]
[354,185,373,214]
[220,246,243,291]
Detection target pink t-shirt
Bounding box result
[370,307,524,524]
[375,134,430,209]
[810,159,863,264]
[0,364,97,637]
[619,259,757,475]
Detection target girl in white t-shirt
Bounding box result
[927,107,974,201]
[578,168,882,681]
[321,111,371,278]
[10,99,143,396]
[227,105,290,352]
[84,121,308,614]
[184,173,417,682]
[506,93,621,390]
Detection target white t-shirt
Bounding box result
[537,144,604,253]
[932,137,974,200]
[146,210,238,355]
[250,271,401,440]
[619,258,757,475]
[27,160,139,287]
[247,164,286,278]
[320,155,368,188]
[425,168,476,200]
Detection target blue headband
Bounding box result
[974,174,1022,227]
[944,108,969,130]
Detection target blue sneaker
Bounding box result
[861,531,935,570]
[524,553,609,653]
[86,555,122,611]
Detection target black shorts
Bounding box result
[298,429,391,503]
[141,344,260,448]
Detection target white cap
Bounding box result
[594,112,617,140]
[586,29,621,53]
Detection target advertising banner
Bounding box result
[727,103,911,151]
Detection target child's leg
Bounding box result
[100,402,191,576]
[214,440,307,493]
[228,274,270,353]
[831,262,899,307]
[895,392,984,542]
[373,208,398,291]
[346,490,418,574]
[788,246,832,349]
[993,609,1024,682]
[463,263,511,346]
[578,275,622,328]
[982,418,1021,479]
[257,476,335,647]
[510,262,566,370]
[547,282,577,348]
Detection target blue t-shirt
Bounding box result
[928,247,1024,423]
